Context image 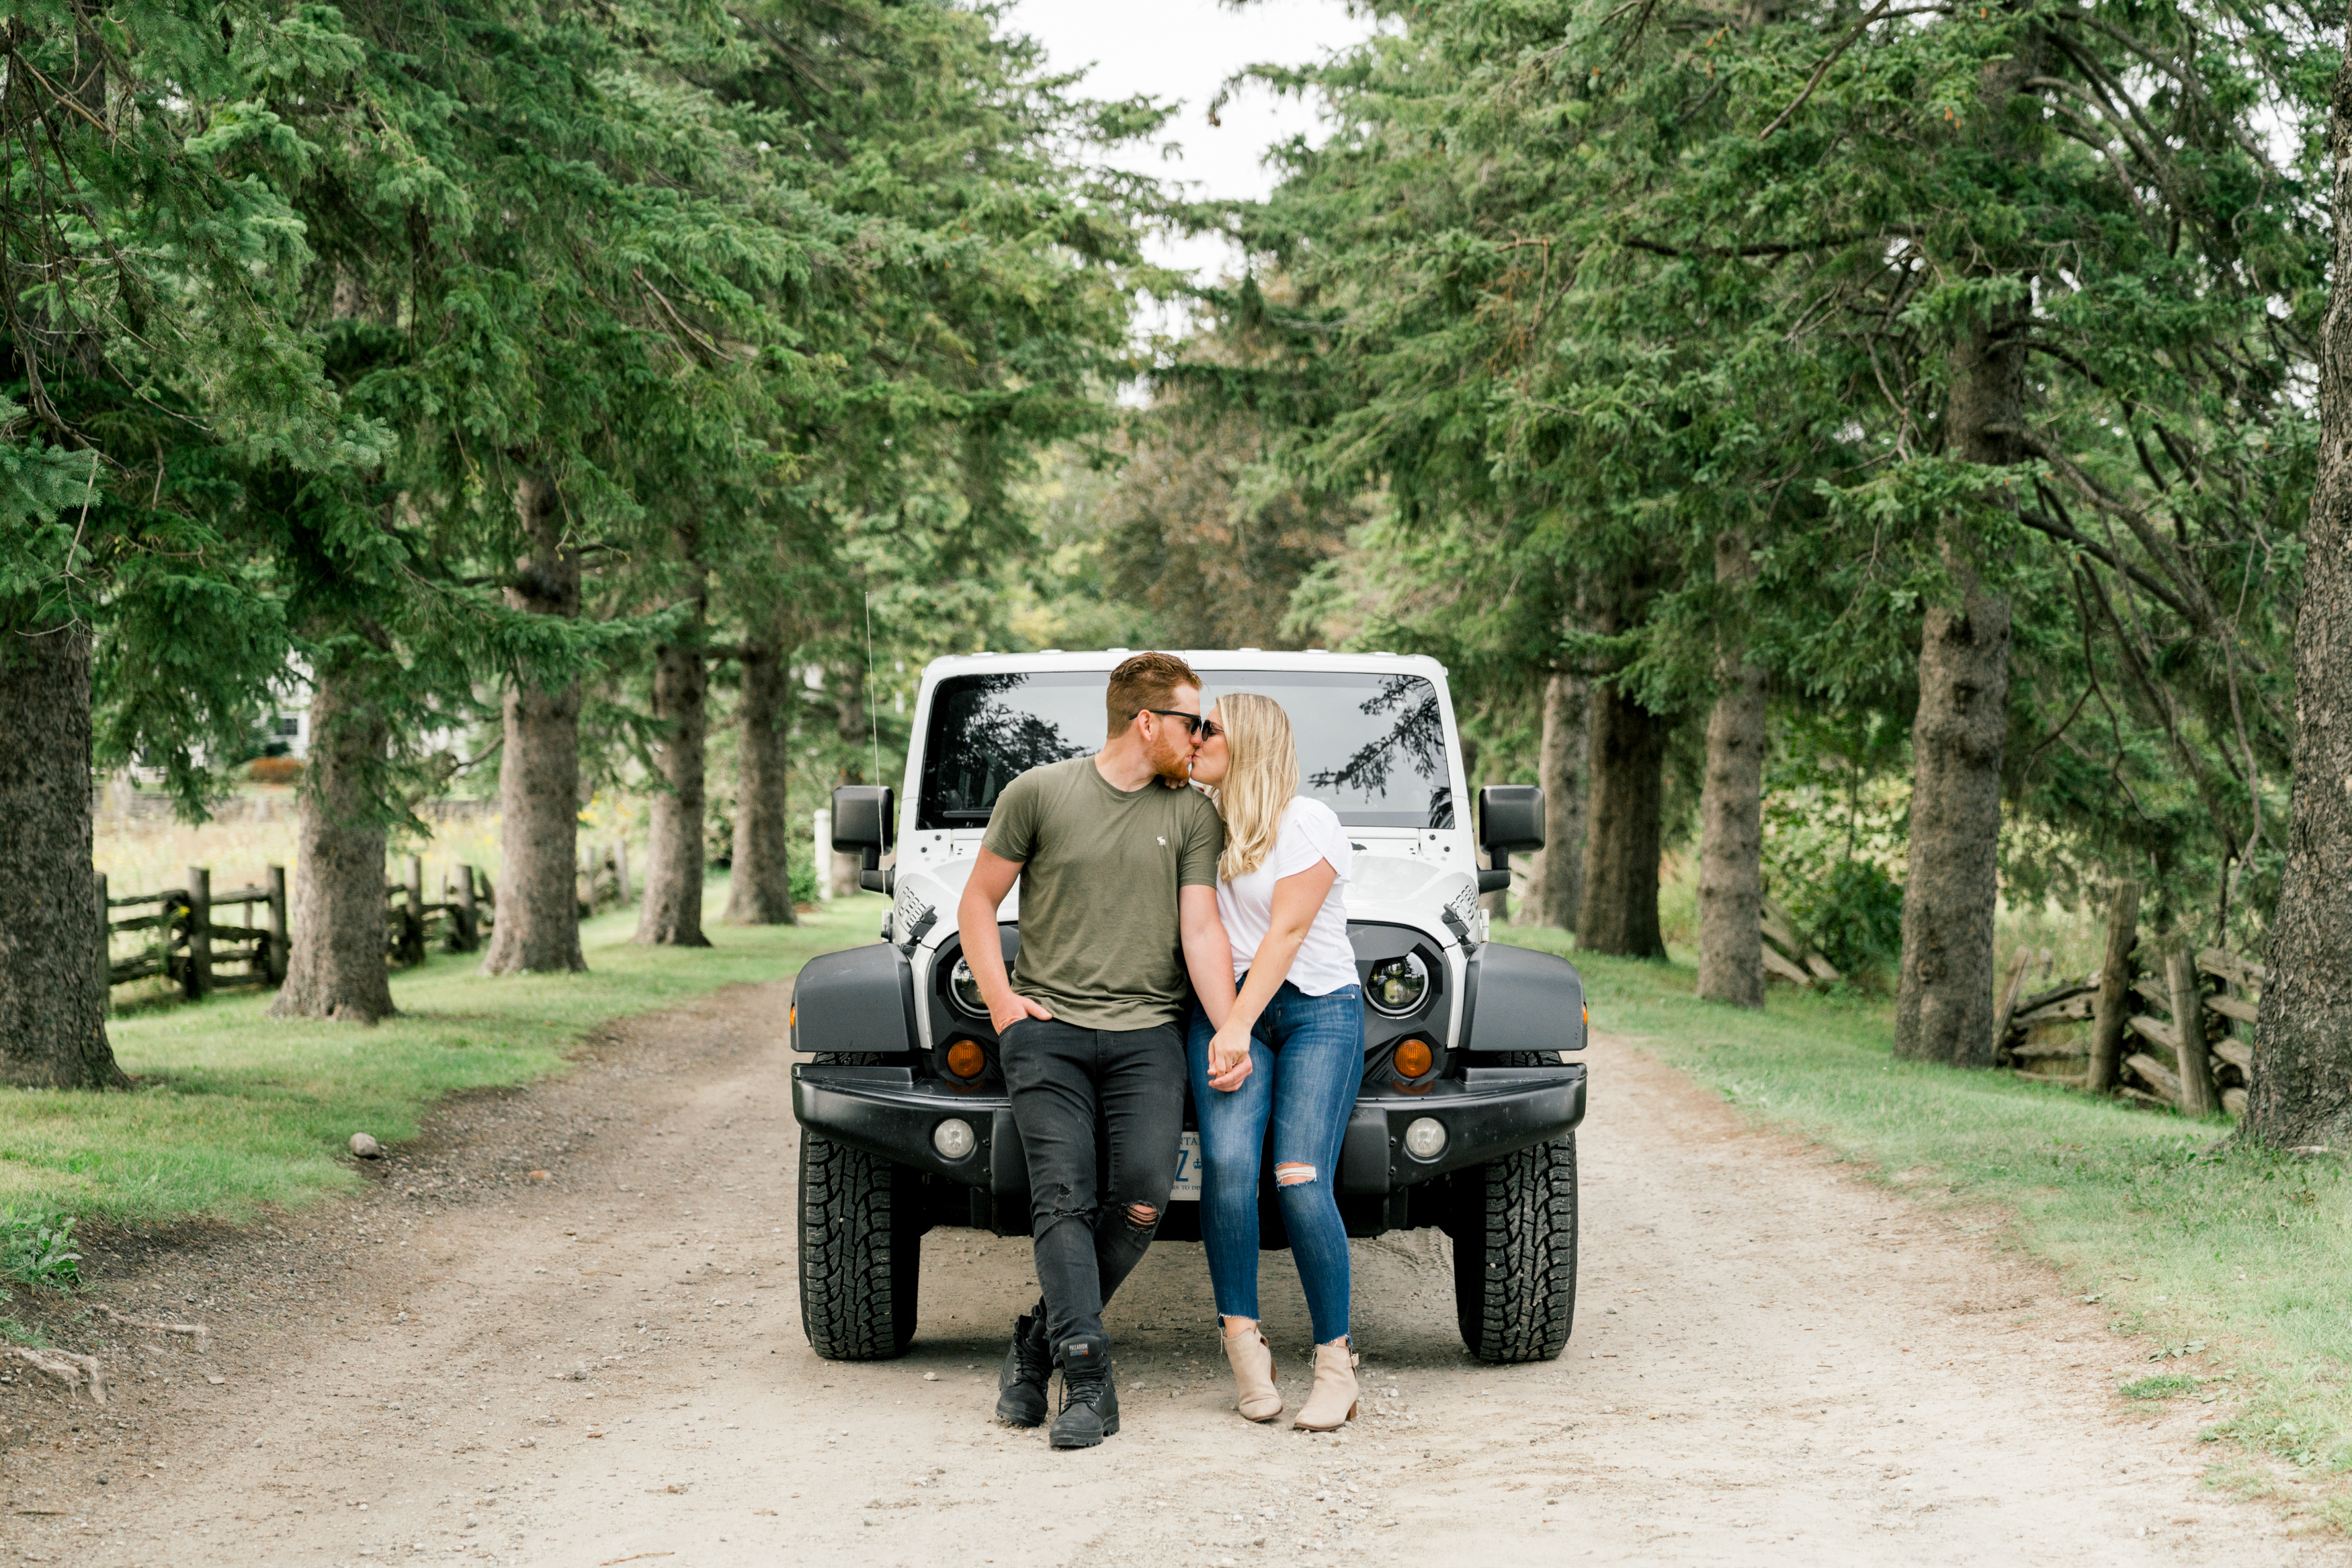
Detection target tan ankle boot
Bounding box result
[1224,1328,1283,1422]
[1292,1339,1357,1431]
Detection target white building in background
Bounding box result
[265,702,311,760]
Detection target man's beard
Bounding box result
[1148,731,1194,783]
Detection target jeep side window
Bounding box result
[1302,674,1453,828]
[917,672,1100,830]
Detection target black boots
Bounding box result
[1000,1312,1121,1448]
[995,1306,1052,1428]
[1049,1332,1120,1449]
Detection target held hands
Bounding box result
[1206,1023,1253,1092]
[988,990,1054,1035]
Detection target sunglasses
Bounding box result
[1143,708,1210,738]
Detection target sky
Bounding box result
[1005,0,1380,293]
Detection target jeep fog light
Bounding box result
[932,1119,977,1161]
[1403,1117,1447,1160]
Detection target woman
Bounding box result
[1187,692,1361,1430]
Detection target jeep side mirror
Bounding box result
[1476,785,1545,894]
[831,785,896,895]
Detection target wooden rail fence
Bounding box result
[95,858,496,1012]
[1999,933,2263,1119]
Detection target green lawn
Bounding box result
[1497,928,2352,1513]
[0,888,885,1229]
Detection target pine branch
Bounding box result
[1758,1,1891,142]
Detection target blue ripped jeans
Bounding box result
[1187,978,1363,1345]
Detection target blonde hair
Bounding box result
[1209,693,1299,881]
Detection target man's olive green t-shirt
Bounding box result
[980,755,1224,1032]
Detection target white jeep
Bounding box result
[790,650,1587,1362]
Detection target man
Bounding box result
[957,651,1230,1449]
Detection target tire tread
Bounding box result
[798,1053,919,1360]
[1452,1050,1578,1363]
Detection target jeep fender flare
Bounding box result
[1463,943,1587,1055]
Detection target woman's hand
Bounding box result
[1206,1023,1253,1092]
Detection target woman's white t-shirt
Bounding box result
[1217,796,1357,996]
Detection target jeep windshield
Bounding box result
[917,668,1454,831]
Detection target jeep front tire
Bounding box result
[1451,1130,1578,1362]
[798,1127,921,1360]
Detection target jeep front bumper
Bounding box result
[790,1061,1587,1195]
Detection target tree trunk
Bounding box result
[482,472,586,975]
[269,660,396,1022]
[2248,48,2352,1147]
[2085,877,2140,1094]
[1521,672,1587,931]
[1894,514,2016,1063]
[0,627,125,1088]
[1577,680,1669,958]
[724,641,798,925]
[1892,33,2038,1067]
[1697,531,1767,1007]
[635,543,713,947]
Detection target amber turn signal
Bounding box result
[945,1038,988,1080]
[1392,1038,1433,1079]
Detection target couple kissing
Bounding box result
[955,651,1362,1449]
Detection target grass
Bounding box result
[1497,926,2352,1499]
[0,884,886,1228]
[0,1316,51,1348]
[2122,1371,2209,1399]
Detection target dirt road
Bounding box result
[5,977,2343,1567]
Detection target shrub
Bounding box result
[1785,859,1905,982]
[1,1205,81,1289]
[245,755,302,785]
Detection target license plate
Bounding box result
[1171,1131,1203,1201]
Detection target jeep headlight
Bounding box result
[1366,953,1431,1018]
[947,957,989,1020]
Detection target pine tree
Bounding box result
[2,2,369,1080]
[1228,0,2320,1027]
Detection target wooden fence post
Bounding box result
[403,855,427,965]
[94,871,112,1018]
[2086,879,2140,1093]
[1991,946,2032,1059]
[184,865,212,1001]
[454,865,480,951]
[266,865,288,985]
[2165,936,2217,1117]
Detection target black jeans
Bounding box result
[999,1017,1186,1348]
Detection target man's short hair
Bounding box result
[1105,651,1202,736]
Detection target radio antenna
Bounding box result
[864,590,882,789]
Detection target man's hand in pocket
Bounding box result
[990,992,1055,1035]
